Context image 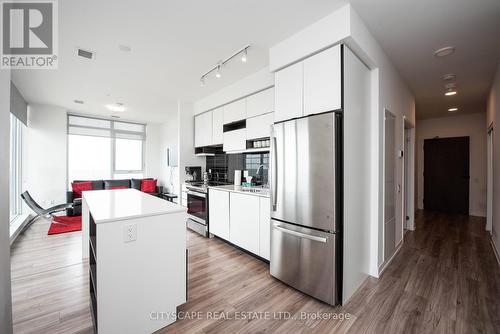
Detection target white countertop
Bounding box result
[82,188,186,223]
[209,185,270,198]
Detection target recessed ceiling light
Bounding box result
[445,88,457,96]
[74,99,84,104]
[106,103,126,112]
[434,46,455,57]
[442,73,456,81]
[119,45,132,52]
[448,107,458,112]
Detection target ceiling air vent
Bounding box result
[77,48,95,60]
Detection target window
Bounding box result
[67,114,146,186]
[9,114,24,222]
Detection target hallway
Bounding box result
[10,211,500,333]
[344,211,500,333]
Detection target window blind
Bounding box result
[67,114,146,140]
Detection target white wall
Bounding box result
[348,5,416,275]
[416,113,488,217]
[178,101,205,192]
[0,69,13,334]
[487,61,500,258]
[24,104,67,208]
[149,113,180,195]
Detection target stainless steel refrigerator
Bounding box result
[270,111,342,305]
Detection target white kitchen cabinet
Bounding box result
[246,113,274,140]
[212,107,224,145]
[194,111,212,147]
[230,192,260,255]
[209,189,230,240]
[274,62,303,123]
[223,99,246,124]
[259,197,271,260]
[223,129,246,152]
[303,45,342,116]
[246,87,274,118]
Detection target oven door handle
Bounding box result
[187,191,206,198]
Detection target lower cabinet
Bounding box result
[230,193,260,255]
[259,197,270,260]
[208,190,271,260]
[208,189,230,240]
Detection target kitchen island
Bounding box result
[82,188,187,334]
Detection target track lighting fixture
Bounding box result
[200,45,250,86]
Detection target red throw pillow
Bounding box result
[72,181,93,198]
[109,186,128,190]
[141,179,157,193]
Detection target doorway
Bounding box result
[423,136,470,214]
[403,120,414,230]
[384,110,397,262]
[487,128,494,232]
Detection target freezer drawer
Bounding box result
[270,220,338,305]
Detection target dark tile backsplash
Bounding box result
[206,153,269,185]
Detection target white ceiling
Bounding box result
[12,0,500,123]
[350,0,500,119]
[11,0,346,123]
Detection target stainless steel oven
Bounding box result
[186,188,208,237]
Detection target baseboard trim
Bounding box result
[10,213,32,245]
[378,239,403,276]
[491,237,500,266]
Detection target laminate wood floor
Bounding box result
[10,211,500,334]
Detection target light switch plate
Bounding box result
[123,223,137,242]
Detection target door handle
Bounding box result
[271,131,278,211]
[274,225,327,243]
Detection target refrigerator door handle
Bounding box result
[274,225,328,243]
[271,130,278,211]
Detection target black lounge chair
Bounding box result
[21,191,73,229]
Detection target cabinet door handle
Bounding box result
[274,225,327,243]
[271,130,278,211]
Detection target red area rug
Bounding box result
[48,215,82,235]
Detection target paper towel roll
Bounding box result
[234,170,242,186]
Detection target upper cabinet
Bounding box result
[223,99,246,124]
[195,87,275,150]
[194,111,213,148]
[275,62,303,123]
[246,113,274,140]
[212,107,224,145]
[303,46,342,116]
[274,44,342,123]
[246,87,274,118]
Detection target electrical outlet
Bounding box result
[123,223,137,243]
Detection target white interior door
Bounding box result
[487,128,494,232]
[384,110,396,262]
